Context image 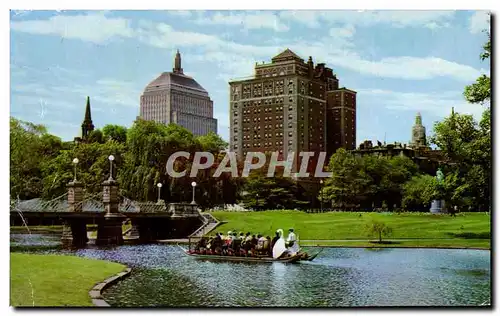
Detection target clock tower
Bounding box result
[411,112,426,148]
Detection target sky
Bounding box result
[9,10,490,145]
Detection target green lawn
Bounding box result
[300,239,490,249]
[209,211,491,249]
[10,253,125,307]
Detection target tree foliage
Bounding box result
[241,167,309,210]
[10,117,62,200]
[402,174,438,211]
[365,220,393,243]
[321,149,419,210]
[428,35,492,212]
[102,124,127,143]
[464,31,490,104]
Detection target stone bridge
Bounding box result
[10,178,204,247]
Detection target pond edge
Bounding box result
[89,267,132,307]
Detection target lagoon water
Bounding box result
[10,233,491,307]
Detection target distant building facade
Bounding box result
[228,48,357,173]
[140,50,217,136]
[352,113,445,175]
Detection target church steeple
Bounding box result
[173,49,183,74]
[81,96,94,138]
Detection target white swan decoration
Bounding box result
[272,229,287,259]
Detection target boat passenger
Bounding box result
[286,228,299,255]
[242,232,252,251]
[257,234,266,255]
[250,235,258,254]
[231,232,242,255]
[211,233,223,254]
[195,237,208,253]
[222,231,232,254]
[264,236,271,256]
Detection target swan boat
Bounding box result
[180,246,304,263]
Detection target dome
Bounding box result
[144,72,208,94]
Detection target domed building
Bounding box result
[139,50,217,136]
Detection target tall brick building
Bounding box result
[326,87,357,155]
[229,49,356,174]
[140,50,217,136]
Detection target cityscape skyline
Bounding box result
[10,10,490,145]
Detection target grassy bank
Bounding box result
[10,225,64,234]
[10,253,125,307]
[300,239,490,249]
[208,211,491,249]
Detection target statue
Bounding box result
[436,168,444,183]
[430,168,446,214]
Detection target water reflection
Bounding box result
[10,233,491,307]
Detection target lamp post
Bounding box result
[157,183,162,203]
[72,158,79,181]
[108,155,115,180]
[191,181,197,204]
[256,193,259,211]
[320,179,324,212]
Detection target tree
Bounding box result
[87,129,104,144]
[240,158,309,210]
[430,113,490,211]
[102,124,127,143]
[381,156,419,209]
[322,149,372,210]
[119,119,197,202]
[40,140,126,198]
[365,220,393,243]
[10,117,63,200]
[196,132,228,153]
[402,174,438,211]
[322,150,419,211]
[464,30,490,104]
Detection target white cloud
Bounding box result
[334,24,356,38]
[279,11,321,28]
[328,24,356,48]
[469,11,490,34]
[166,10,193,17]
[10,12,483,83]
[358,88,484,120]
[335,56,482,81]
[280,10,455,29]
[186,10,455,32]
[195,11,289,32]
[10,12,135,43]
